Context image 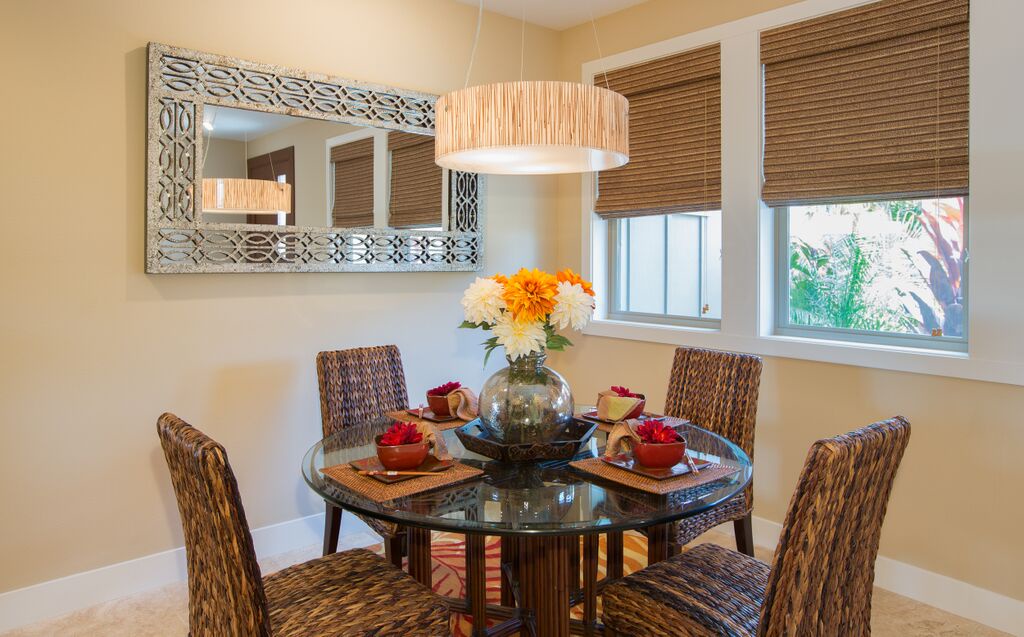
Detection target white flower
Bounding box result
[461,277,506,325]
[492,314,546,361]
[550,281,595,331]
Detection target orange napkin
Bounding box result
[604,419,644,457]
[414,422,451,460]
[447,386,479,420]
[596,389,645,422]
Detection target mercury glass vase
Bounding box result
[478,351,574,444]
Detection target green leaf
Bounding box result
[545,333,573,351]
[458,320,479,329]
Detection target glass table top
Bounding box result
[301,416,751,536]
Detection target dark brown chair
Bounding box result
[602,415,911,636]
[157,413,449,636]
[665,347,763,554]
[317,345,409,566]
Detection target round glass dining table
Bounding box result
[302,416,751,637]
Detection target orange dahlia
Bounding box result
[491,273,508,286]
[503,268,558,323]
[556,268,595,297]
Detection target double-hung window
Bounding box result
[596,44,722,327]
[762,0,969,350]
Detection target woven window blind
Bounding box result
[761,0,968,207]
[330,138,374,227]
[388,132,442,228]
[595,44,721,219]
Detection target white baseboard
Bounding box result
[1,512,1020,636]
[747,515,1024,636]
[0,511,376,633]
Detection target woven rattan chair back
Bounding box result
[316,345,409,436]
[157,413,271,636]
[665,346,762,474]
[759,416,911,636]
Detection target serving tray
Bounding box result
[455,418,598,463]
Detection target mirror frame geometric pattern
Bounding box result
[146,43,485,273]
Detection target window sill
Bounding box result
[583,318,1024,386]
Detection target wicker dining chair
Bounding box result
[602,415,911,636]
[317,345,410,566]
[157,413,449,637]
[665,346,763,554]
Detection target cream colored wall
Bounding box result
[0,0,559,593]
[549,0,1024,603]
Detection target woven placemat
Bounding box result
[570,456,738,495]
[386,410,469,431]
[321,461,483,503]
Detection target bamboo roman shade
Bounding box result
[330,138,374,227]
[595,44,721,219]
[761,0,969,207]
[388,132,442,228]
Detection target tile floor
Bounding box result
[2,528,1008,636]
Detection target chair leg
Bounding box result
[384,533,404,568]
[322,502,342,556]
[734,513,754,557]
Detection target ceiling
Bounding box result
[454,0,648,31]
[203,105,302,142]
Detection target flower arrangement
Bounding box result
[635,420,683,445]
[379,421,424,446]
[460,268,595,363]
[427,381,462,396]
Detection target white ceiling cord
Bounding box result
[464,0,484,89]
[588,0,611,89]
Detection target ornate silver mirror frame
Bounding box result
[145,42,485,273]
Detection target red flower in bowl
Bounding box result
[426,381,461,417]
[376,421,428,470]
[633,420,686,468]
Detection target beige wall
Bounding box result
[0,0,559,593]
[549,0,1023,603]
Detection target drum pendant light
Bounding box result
[434,1,629,175]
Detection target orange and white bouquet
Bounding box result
[460,268,596,363]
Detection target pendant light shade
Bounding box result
[434,81,629,175]
[201,178,292,215]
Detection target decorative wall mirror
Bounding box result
[145,43,485,273]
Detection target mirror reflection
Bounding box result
[201,105,445,230]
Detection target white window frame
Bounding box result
[580,0,1024,387]
[607,213,721,329]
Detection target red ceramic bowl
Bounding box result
[624,396,647,420]
[426,394,452,418]
[633,441,687,468]
[375,437,430,470]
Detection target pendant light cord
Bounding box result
[464,0,484,89]
[588,1,610,89]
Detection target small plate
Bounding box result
[406,408,460,423]
[601,453,714,480]
[579,410,667,425]
[349,455,455,484]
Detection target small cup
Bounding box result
[375,436,430,470]
[633,440,687,468]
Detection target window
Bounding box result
[762,0,969,350]
[776,197,966,350]
[596,43,722,326]
[610,212,722,325]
